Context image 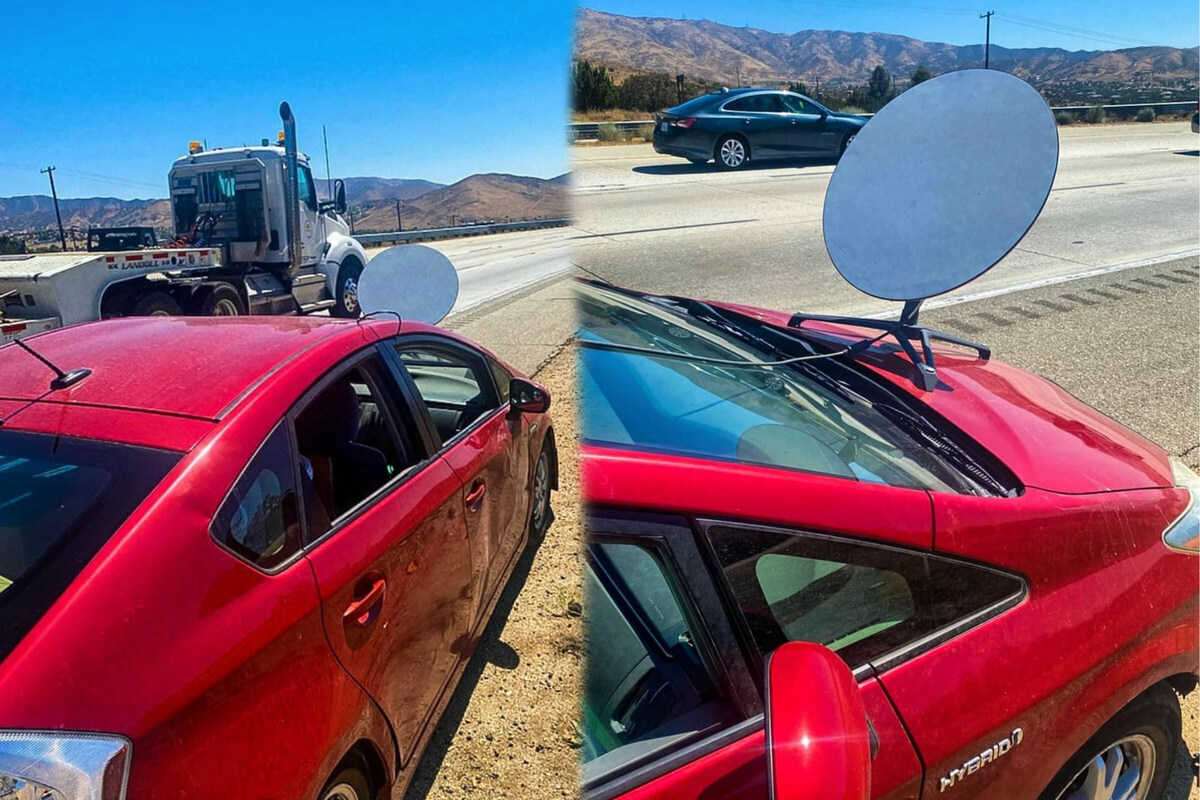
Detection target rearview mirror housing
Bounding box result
[509,378,550,415]
[765,642,871,800]
[334,178,347,215]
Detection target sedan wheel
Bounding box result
[529,448,551,536]
[716,136,748,170]
[321,782,363,800]
[1057,735,1156,800]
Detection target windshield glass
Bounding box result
[0,431,180,651]
[577,282,982,494]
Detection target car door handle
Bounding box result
[466,480,487,511]
[343,577,386,627]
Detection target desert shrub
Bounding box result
[637,123,655,141]
[618,71,676,112]
[597,122,620,142]
[1135,107,1156,122]
[1054,111,1076,125]
[1083,104,1106,124]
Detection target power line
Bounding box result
[995,13,1172,49]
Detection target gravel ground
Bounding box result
[404,350,583,800]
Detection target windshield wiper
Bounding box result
[872,402,1009,496]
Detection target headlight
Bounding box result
[1164,457,1200,553]
[0,732,129,799]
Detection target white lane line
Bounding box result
[865,249,1200,319]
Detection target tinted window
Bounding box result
[0,432,180,655]
[668,93,724,115]
[726,94,784,113]
[293,357,417,540]
[706,523,1024,669]
[577,281,983,493]
[396,342,499,444]
[211,423,301,570]
[583,542,737,773]
[781,94,809,114]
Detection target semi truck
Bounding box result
[0,102,369,342]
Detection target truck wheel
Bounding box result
[127,291,182,317]
[332,257,363,318]
[192,283,245,316]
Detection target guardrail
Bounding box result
[569,100,1196,139]
[353,218,571,246]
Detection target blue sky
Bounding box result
[585,0,1200,50]
[0,1,572,200]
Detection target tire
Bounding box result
[528,440,554,539]
[838,131,857,160]
[191,283,245,316]
[332,257,364,318]
[317,764,371,800]
[127,290,182,317]
[715,135,749,170]
[1038,683,1180,800]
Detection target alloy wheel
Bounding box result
[720,138,746,168]
[531,452,550,531]
[1056,734,1156,800]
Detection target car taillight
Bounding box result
[0,732,130,799]
[1164,457,1200,553]
[673,118,697,129]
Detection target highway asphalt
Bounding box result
[571,121,1200,317]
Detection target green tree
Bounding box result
[867,65,892,111]
[911,65,933,85]
[618,71,677,112]
[0,235,26,255]
[787,81,810,96]
[572,60,618,112]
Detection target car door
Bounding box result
[297,347,477,766]
[780,94,832,156]
[722,94,787,158]
[389,334,531,620]
[582,513,925,800]
[296,161,322,267]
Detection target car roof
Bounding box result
[0,316,375,423]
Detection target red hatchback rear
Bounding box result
[0,315,556,799]
[577,280,1198,800]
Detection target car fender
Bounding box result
[322,232,369,296]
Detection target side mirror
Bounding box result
[334,179,347,215]
[765,642,871,800]
[509,378,550,415]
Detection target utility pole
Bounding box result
[41,166,67,251]
[395,199,403,232]
[676,73,685,105]
[735,65,741,87]
[980,11,994,69]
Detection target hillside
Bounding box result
[1,173,567,237]
[575,8,1200,86]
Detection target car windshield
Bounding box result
[0,431,180,653]
[577,282,985,494]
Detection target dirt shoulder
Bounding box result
[405,348,582,799]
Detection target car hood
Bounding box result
[712,301,1175,495]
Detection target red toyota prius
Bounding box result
[577,279,1198,800]
[0,314,555,799]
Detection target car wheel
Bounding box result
[838,132,857,160]
[1040,684,1180,800]
[318,764,372,800]
[332,257,364,318]
[715,135,749,170]
[127,290,182,317]
[529,441,554,539]
[192,283,245,316]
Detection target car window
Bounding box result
[583,541,738,777]
[395,341,501,445]
[490,358,513,403]
[705,522,1025,671]
[293,356,418,541]
[211,422,301,570]
[723,96,752,112]
[781,94,808,114]
[759,94,786,113]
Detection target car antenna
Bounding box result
[789,69,1058,392]
[8,337,92,390]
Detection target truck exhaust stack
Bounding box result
[279,101,302,276]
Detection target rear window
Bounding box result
[667,93,723,116]
[0,431,180,654]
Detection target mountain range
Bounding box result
[576,8,1200,86]
[1,173,569,238]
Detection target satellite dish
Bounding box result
[358,244,460,325]
[822,69,1058,302]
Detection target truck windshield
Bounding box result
[577,281,990,495]
[0,431,180,655]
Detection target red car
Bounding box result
[0,315,556,799]
[577,279,1198,800]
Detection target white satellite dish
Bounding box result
[358,245,460,325]
[822,69,1058,302]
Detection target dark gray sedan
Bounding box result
[653,88,868,170]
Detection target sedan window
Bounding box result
[781,94,809,114]
[395,342,501,446]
